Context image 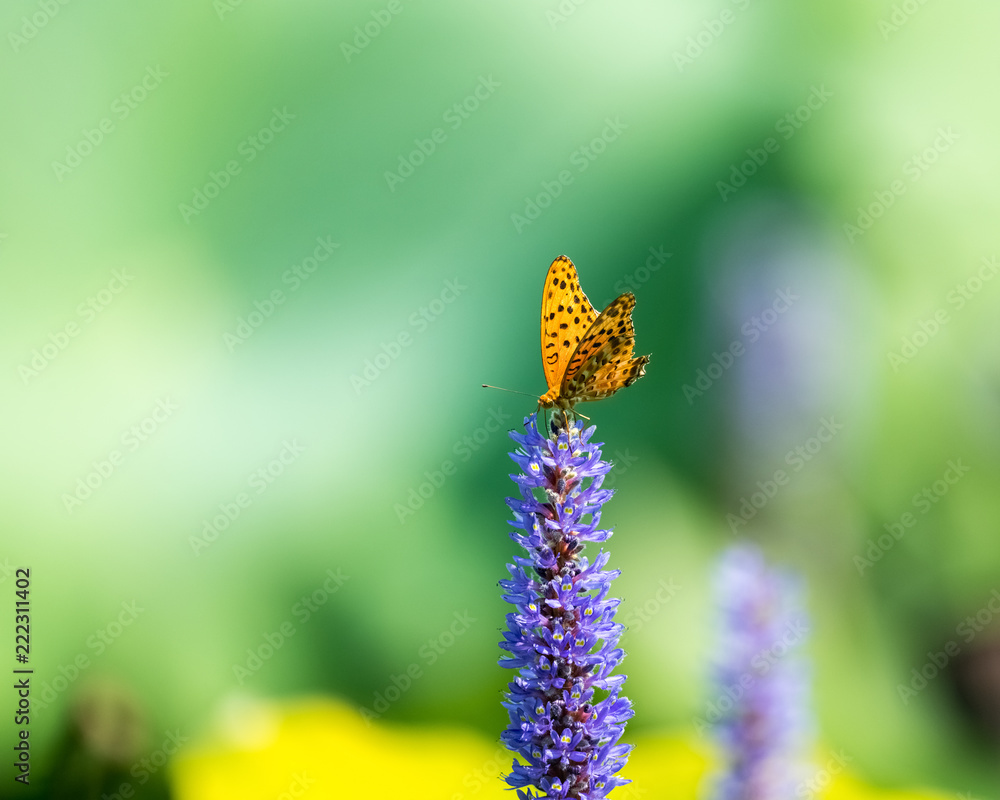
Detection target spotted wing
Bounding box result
[540,256,599,395]
[561,292,649,403]
[566,352,650,403]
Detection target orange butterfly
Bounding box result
[538,255,649,411]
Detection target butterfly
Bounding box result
[538,255,649,411]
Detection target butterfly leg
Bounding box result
[549,408,580,438]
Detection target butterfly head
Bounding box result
[538,389,572,410]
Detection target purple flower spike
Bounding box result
[708,543,812,800]
[499,413,633,800]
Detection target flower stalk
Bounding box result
[709,543,812,800]
[498,412,633,799]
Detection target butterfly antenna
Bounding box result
[481,384,538,398]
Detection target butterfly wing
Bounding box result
[562,293,635,385]
[561,292,649,404]
[540,256,599,396]
[567,351,650,403]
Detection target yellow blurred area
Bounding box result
[170,698,952,800]
[172,697,511,800]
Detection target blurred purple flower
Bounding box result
[498,413,633,799]
[709,543,812,800]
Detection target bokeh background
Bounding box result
[2,0,999,797]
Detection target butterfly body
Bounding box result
[538,256,649,410]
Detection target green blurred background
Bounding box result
[2,0,1000,796]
